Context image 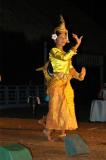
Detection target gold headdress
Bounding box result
[54,15,68,34]
[52,15,70,43]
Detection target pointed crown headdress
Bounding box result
[52,15,69,43]
[54,15,68,34]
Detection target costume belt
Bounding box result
[53,72,70,80]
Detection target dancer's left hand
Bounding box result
[79,67,86,80]
[72,33,83,46]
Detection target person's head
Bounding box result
[51,15,70,46]
[54,31,68,47]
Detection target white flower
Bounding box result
[51,34,57,40]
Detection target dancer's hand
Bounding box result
[79,67,86,80]
[72,33,83,47]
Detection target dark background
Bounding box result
[1,0,105,84]
[0,0,106,119]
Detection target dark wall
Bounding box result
[1,30,45,85]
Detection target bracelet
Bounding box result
[71,47,77,53]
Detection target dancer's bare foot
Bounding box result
[38,116,46,125]
[58,131,66,138]
[43,129,54,142]
[38,117,46,127]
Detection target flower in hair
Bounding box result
[51,34,57,40]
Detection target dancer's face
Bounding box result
[56,33,67,47]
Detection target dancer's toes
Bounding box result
[43,129,54,142]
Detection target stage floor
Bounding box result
[0,118,106,160]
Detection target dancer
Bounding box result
[38,15,86,141]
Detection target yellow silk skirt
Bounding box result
[46,74,78,130]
